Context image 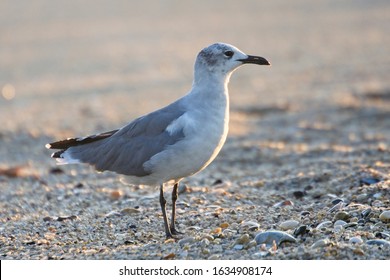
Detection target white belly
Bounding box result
[140,107,229,185]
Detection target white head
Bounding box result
[193,42,270,85]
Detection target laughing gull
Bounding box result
[46,42,270,239]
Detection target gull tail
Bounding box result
[46,129,119,164]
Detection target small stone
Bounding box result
[178,237,195,246]
[375,232,390,239]
[379,210,390,223]
[105,211,122,217]
[349,236,363,244]
[162,253,175,260]
[366,239,390,247]
[110,190,122,200]
[279,220,299,230]
[233,244,244,250]
[361,208,372,219]
[43,216,54,222]
[247,240,257,249]
[208,254,220,260]
[293,225,308,237]
[254,230,297,246]
[186,226,202,231]
[372,200,384,207]
[373,192,382,199]
[343,222,358,229]
[353,248,365,256]
[316,221,332,230]
[236,234,251,245]
[292,190,306,199]
[350,217,359,223]
[57,215,78,222]
[120,208,141,215]
[356,193,368,202]
[240,221,260,231]
[311,239,330,249]
[331,198,344,205]
[333,225,344,233]
[200,238,210,247]
[202,248,210,255]
[201,234,215,241]
[74,183,84,189]
[178,184,189,194]
[272,200,294,207]
[328,201,345,213]
[334,220,347,227]
[49,167,64,174]
[333,211,350,221]
[220,222,229,229]
[300,211,310,216]
[360,177,380,185]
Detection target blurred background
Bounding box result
[0,0,389,260]
[0,0,389,166]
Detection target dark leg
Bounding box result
[159,184,173,239]
[170,182,183,235]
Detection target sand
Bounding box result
[0,0,389,260]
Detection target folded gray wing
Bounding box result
[67,103,186,176]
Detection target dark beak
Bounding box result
[238,55,270,66]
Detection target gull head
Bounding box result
[194,42,270,83]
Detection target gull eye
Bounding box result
[224,50,234,58]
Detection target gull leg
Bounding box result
[170,182,183,235]
[159,184,173,239]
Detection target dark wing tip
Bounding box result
[46,129,119,150]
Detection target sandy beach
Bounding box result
[0,0,389,259]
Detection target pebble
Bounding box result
[200,238,210,247]
[201,234,215,241]
[220,222,229,229]
[349,236,363,244]
[233,244,244,250]
[292,190,306,199]
[293,225,308,236]
[311,238,330,249]
[208,254,220,260]
[110,190,122,200]
[120,208,141,215]
[334,220,347,227]
[372,200,384,207]
[373,192,382,199]
[186,226,202,231]
[254,230,297,246]
[300,211,310,216]
[333,225,344,233]
[105,211,122,218]
[240,221,260,231]
[279,220,299,230]
[343,222,358,229]
[333,211,350,221]
[366,239,390,247]
[272,200,294,207]
[328,201,345,213]
[379,210,390,223]
[235,234,251,245]
[316,221,332,230]
[361,208,372,219]
[375,232,390,239]
[360,177,380,185]
[331,198,344,205]
[178,237,195,246]
[162,253,175,260]
[356,193,368,202]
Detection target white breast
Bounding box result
[143,97,229,184]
